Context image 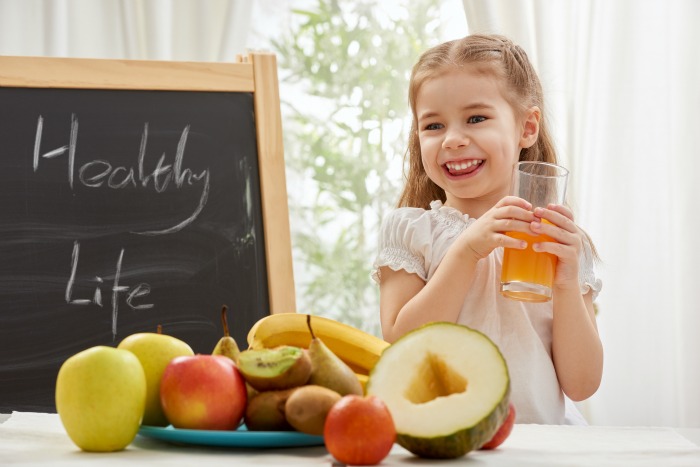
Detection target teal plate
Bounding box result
[138,424,325,448]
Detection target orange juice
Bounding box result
[500,223,558,302]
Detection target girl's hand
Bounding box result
[530,204,582,290]
[457,196,536,260]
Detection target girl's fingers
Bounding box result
[501,234,528,250]
[532,240,565,255]
[547,203,574,220]
[497,195,533,211]
[526,205,583,268]
[533,206,577,233]
[530,219,580,247]
[499,205,537,223]
[499,220,530,236]
[532,239,579,266]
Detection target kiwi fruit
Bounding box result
[284,385,341,435]
[244,388,295,431]
[245,382,259,401]
[237,346,312,391]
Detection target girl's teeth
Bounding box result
[447,160,482,171]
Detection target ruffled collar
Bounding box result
[429,200,472,223]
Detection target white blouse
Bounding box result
[371,200,602,425]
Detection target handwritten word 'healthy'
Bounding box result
[33,114,210,235]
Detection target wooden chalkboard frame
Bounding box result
[0,52,296,315]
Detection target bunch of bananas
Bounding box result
[246,313,390,389]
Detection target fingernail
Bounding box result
[520,241,527,249]
[532,243,541,252]
[531,221,541,230]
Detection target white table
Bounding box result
[2,412,700,466]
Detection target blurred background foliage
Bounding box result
[271,0,443,336]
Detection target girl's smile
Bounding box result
[443,158,484,178]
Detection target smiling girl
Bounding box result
[371,34,603,424]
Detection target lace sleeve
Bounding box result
[578,234,602,301]
[371,208,430,284]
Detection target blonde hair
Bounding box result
[398,34,556,209]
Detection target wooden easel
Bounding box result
[0,53,296,315]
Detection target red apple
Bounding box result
[160,354,246,430]
[480,402,516,450]
[324,394,396,466]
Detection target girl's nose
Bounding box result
[442,127,470,149]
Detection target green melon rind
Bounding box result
[397,386,510,458]
[367,322,511,459]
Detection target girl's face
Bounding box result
[415,66,539,216]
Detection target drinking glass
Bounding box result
[500,161,569,302]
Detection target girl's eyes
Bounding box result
[423,116,486,131]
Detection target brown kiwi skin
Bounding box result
[244,388,296,431]
[284,385,341,435]
[238,346,312,392]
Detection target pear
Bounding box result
[306,315,363,396]
[212,305,240,363]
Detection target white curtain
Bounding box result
[0,0,252,61]
[3,0,698,429]
[463,0,700,428]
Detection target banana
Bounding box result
[246,313,390,376]
[356,373,369,394]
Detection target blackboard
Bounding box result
[0,54,296,412]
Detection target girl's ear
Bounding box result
[520,106,541,148]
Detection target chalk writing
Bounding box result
[65,241,153,340]
[33,114,210,235]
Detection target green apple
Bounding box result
[117,331,194,426]
[56,346,146,452]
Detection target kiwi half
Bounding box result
[237,346,312,391]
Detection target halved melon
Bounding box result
[366,322,510,459]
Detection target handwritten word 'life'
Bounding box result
[65,241,153,340]
[33,114,211,235]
